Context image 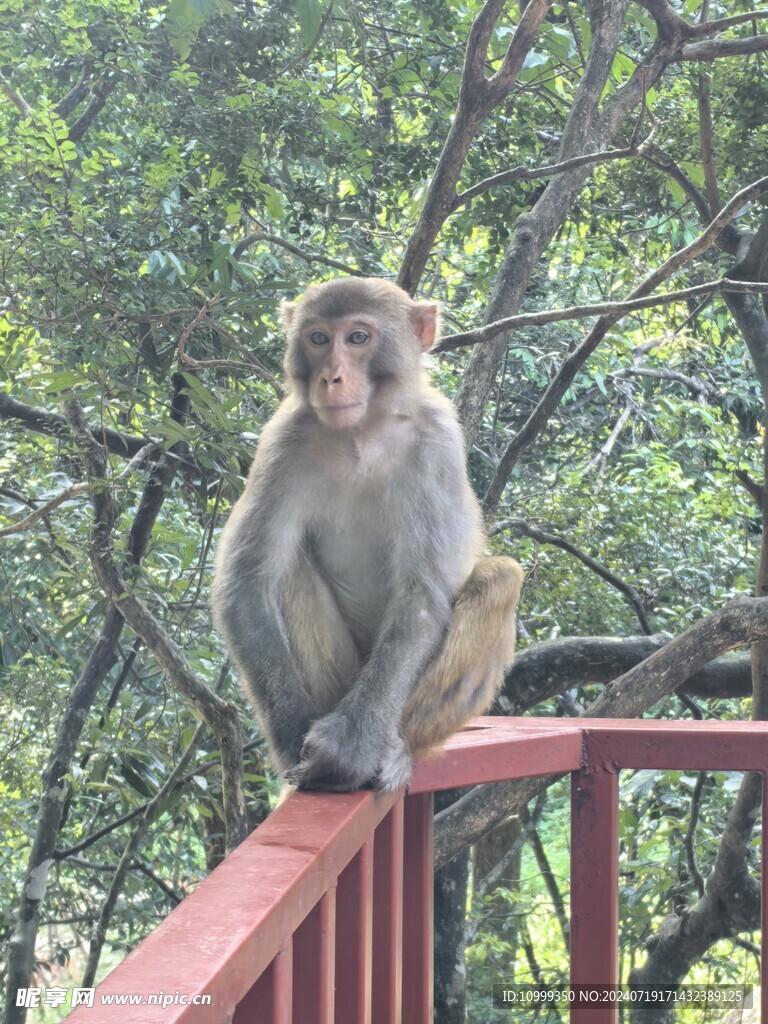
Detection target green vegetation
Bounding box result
[1,1,767,1021]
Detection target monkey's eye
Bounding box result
[348,330,369,346]
[309,330,330,346]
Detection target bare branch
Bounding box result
[486,0,555,103]
[233,231,361,275]
[0,391,149,459]
[0,70,33,118]
[501,635,751,713]
[115,443,161,481]
[584,401,632,478]
[697,71,720,213]
[54,71,90,119]
[689,8,768,38]
[435,279,768,353]
[492,518,652,634]
[175,301,284,394]
[204,318,284,395]
[681,35,768,61]
[684,772,707,898]
[589,595,768,719]
[636,0,691,42]
[735,469,764,509]
[0,445,165,538]
[68,79,116,143]
[609,366,724,401]
[176,295,221,368]
[0,483,88,538]
[451,119,658,213]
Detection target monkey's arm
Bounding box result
[212,455,318,773]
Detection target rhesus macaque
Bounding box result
[212,278,523,792]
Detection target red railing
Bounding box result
[63,717,768,1023]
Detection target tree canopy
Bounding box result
[1,0,768,1021]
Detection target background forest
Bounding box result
[1,0,768,1021]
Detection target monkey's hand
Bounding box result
[285,711,411,793]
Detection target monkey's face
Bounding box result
[281,278,440,429]
[300,316,379,429]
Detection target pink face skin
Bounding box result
[303,317,378,429]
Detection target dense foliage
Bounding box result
[1,0,767,1020]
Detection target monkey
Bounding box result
[212,277,523,792]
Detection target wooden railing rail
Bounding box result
[62,717,768,1024]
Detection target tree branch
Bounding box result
[480,176,768,514]
[689,8,768,38]
[0,483,88,537]
[500,635,751,713]
[609,366,724,401]
[681,35,768,62]
[61,399,247,854]
[697,71,720,213]
[0,392,149,459]
[233,230,360,275]
[3,382,192,1022]
[0,70,33,118]
[435,279,768,353]
[451,118,658,213]
[81,720,206,986]
[53,71,91,119]
[492,518,652,634]
[276,0,335,75]
[584,401,632,478]
[397,0,552,294]
[589,595,768,719]
[68,78,116,143]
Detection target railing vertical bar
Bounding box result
[571,763,618,1024]
[372,800,404,1024]
[402,792,434,1024]
[762,772,768,1024]
[335,841,373,1024]
[293,889,336,1024]
[233,940,293,1024]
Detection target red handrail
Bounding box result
[62,717,768,1024]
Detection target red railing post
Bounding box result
[293,890,336,1024]
[372,802,404,1024]
[335,842,373,1024]
[762,773,768,1024]
[233,941,293,1024]
[570,762,619,1023]
[401,792,434,1024]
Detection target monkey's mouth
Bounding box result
[316,403,365,427]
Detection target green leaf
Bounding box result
[293,0,324,46]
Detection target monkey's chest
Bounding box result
[308,528,391,653]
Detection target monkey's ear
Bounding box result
[280,300,298,330]
[409,301,440,352]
